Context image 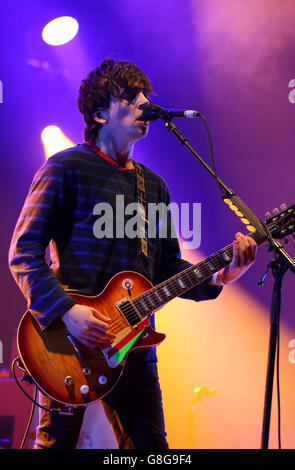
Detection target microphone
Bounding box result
[138,103,201,122]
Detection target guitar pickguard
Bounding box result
[102,317,150,367]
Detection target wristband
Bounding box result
[212,268,226,286]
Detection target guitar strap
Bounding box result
[132,160,153,279]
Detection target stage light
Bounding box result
[41,125,74,159]
[42,16,79,46]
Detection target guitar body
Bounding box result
[17,271,166,406]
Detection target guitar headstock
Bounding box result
[265,203,295,241]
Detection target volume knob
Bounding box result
[80,384,89,395]
[64,376,74,386]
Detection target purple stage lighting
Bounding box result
[42,16,79,46]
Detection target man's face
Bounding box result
[103,91,150,143]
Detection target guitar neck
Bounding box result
[132,229,267,317]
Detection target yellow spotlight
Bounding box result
[41,125,74,160]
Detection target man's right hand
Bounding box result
[60,304,115,348]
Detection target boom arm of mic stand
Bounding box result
[164,120,295,271]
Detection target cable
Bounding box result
[19,385,37,449]
[11,357,41,449]
[11,357,76,448]
[197,112,224,194]
[11,357,73,415]
[11,357,52,413]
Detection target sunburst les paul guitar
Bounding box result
[17,204,295,406]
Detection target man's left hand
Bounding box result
[222,232,257,284]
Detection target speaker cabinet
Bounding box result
[0,415,15,449]
[0,377,32,449]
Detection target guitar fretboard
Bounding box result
[132,229,266,318]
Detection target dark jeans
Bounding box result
[34,360,169,449]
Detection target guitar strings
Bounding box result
[105,227,273,328]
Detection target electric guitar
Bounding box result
[17,204,295,406]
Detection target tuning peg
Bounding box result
[265,211,272,219]
[272,207,279,215]
[280,203,287,211]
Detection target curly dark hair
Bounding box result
[78,58,153,143]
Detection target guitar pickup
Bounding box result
[115,298,142,327]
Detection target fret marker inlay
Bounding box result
[221,251,231,263]
[163,286,171,297]
[177,278,186,288]
[207,258,216,272]
[154,290,162,302]
[193,267,203,279]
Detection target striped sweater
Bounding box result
[9,143,222,361]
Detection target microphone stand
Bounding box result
[163,118,295,449]
[259,252,290,449]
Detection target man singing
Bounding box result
[9,58,256,449]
